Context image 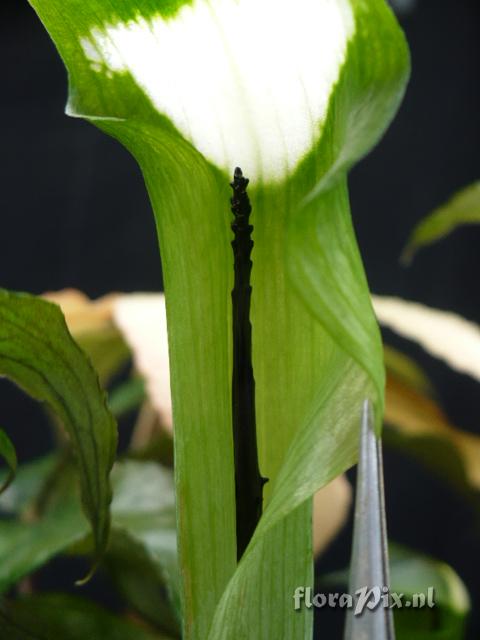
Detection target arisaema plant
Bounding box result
[14,0,410,638]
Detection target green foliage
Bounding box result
[385,427,480,515]
[403,181,480,263]
[0,290,117,570]
[26,1,410,637]
[0,593,172,640]
[0,455,57,515]
[390,546,470,640]
[0,458,178,623]
[106,460,180,623]
[108,378,146,418]
[0,500,86,595]
[76,327,130,387]
[106,530,181,636]
[0,429,17,495]
[0,453,86,593]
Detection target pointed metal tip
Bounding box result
[361,398,374,438]
[344,398,395,640]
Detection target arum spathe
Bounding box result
[28,1,410,638]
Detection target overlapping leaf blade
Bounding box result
[0,290,117,566]
[26,1,409,637]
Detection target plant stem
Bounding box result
[230,167,266,560]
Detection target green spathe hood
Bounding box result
[28,0,410,638]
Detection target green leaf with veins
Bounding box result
[0,459,179,628]
[0,290,117,571]
[403,181,480,263]
[26,1,410,637]
[0,429,17,495]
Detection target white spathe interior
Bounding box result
[113,294,173,431]
[81,0,355,182]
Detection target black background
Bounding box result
[1,0,479,637]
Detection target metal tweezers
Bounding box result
[343,399,395,640]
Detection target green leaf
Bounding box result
[389,545,470,638]
[42,289,130,386]
[0,455,58,516]
[26,1,409,637]
[0,593,172,640]
[384,345,435,396]
[108,378,146,418]
[106,530,181,637]
[0,289,117,569]
[0,498,87,595]
[0,456,91,595]
[403,181,480,263]
[0,429,17,495]
[107,460,180,619]
[0,459,178,630]
[390,545,470,640]
[75,327,130,387]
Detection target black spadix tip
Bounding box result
[230,167,250,193]
[230,167,251,220]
